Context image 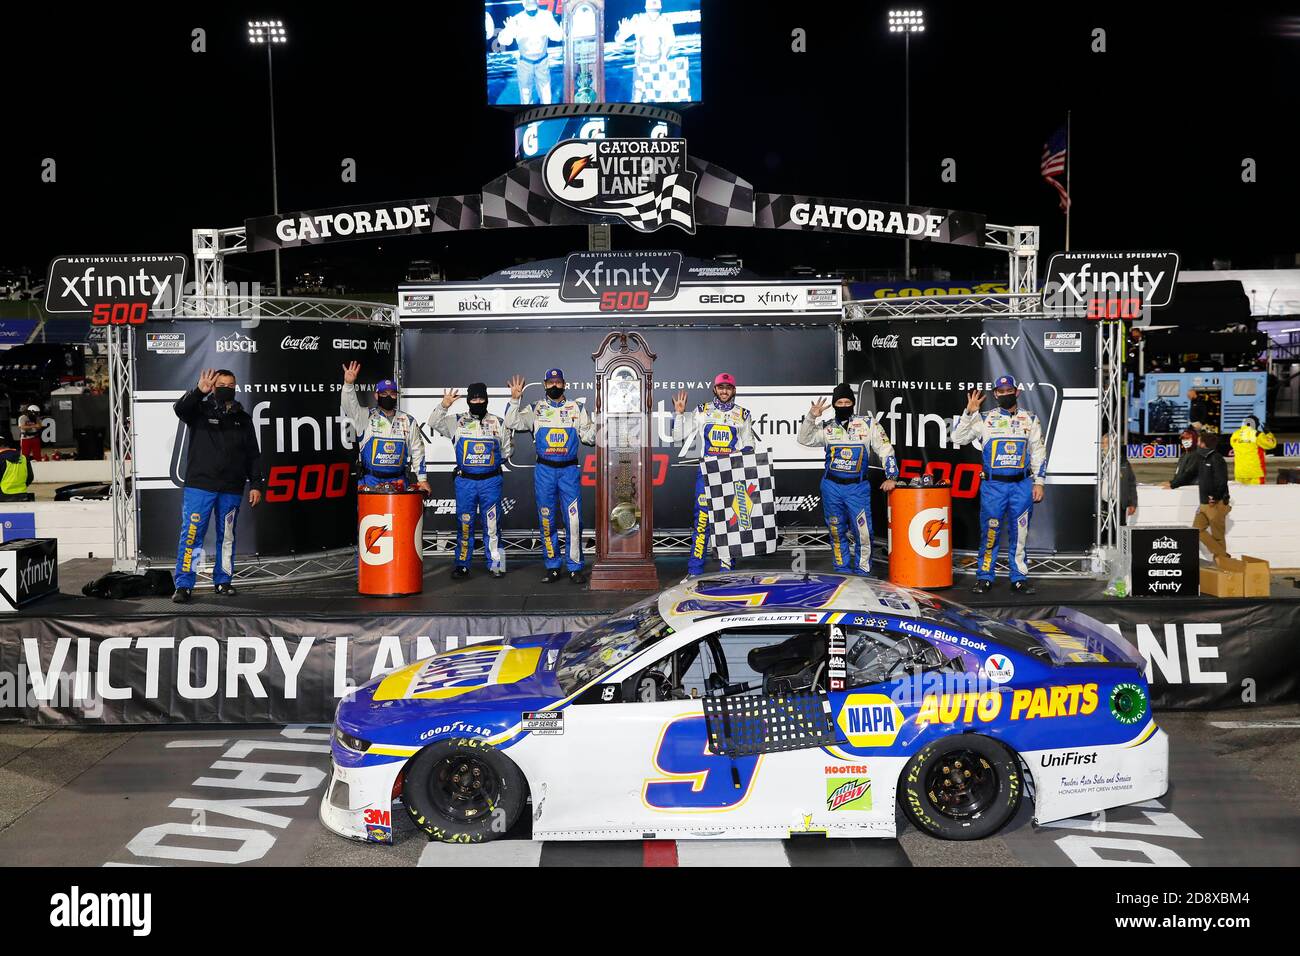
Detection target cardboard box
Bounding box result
[1240,555,1271,597]
[1200,562,1244,598]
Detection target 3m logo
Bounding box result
[363,808,391,827]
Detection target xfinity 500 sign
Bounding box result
[45,254,187,317]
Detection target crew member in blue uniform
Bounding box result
[952,375,1048,594]
[672,373,758,577]
[341,362,430,493]
[429,382,513,580]
[505,369,595,583]
[797,382,899,575]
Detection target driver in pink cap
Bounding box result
[673,373,757,576]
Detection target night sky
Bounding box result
[2,1,1296,287]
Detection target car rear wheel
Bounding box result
[403,738,526,843]
[900,734,1021,840]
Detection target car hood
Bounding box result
[337,632,572,736]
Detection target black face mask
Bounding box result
[996,393,1018,410]
[213,386,236,405]
[546,386,564,401]
[377,395,398,411]
[834,405,853,424]
[469,402,488,419]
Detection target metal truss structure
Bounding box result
[108,325,139,571]
[1097,319,1125,561]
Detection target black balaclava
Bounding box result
[467,382,489,418]
[832,382,855,424]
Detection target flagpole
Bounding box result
[1065,110,1072,252]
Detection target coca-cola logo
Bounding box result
[280,335,320,351]
[871,334,899,349]
[512,295,551,310]
[1151,535,1178,549]
[1148,551,1181,564]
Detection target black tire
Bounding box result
[899,734,1022,840]
[403,738,527,844]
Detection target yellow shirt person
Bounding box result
[1229,417,1277,485]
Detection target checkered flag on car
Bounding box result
[602,169,698,234]
[702,451,779,561]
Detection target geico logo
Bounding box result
[835,693,904,747]
[1148,568,1182,578]
[333,338,368,350]
[917,683,1098,726]
[700,294,745,304]
[911,336,957,347]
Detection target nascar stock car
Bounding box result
[321,573,1167,845]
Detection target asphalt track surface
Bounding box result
[1,706,1297,867]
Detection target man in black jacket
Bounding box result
[172,368,264,603]
[1165,431,1231,565]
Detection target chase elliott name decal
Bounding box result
[543,138,697,234]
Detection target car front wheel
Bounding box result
[900,734,1022,840]
[403,738,526,843]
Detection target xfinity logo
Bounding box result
[559,251,682,302]
[19,555,56,591]
[458,295,492,313]
[871,334,899,349]
[333,338,368,351]
[280,335,320,351]
[216,332,257,353]
[970,332,1019,350]
[45,254,188,315]
[371,339,393,354]
[758,291,797,306]
[911,335,957,348]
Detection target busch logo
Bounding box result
[458,295,492,313]
[1151,535,1178,550]
[216,332,257,353]
[871,334,899,349]
[280,335,320,351]
[846,334,862,352]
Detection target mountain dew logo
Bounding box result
[1109,682,1148,725]
[826,777,872,811]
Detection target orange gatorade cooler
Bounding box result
[357,489,425,596]
[887,486,953,589]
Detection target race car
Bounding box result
[321,572,1167,844]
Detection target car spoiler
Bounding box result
[1030,608,1146,669]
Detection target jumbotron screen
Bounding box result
[485,0,703,106]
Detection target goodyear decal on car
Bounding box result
[835,693,904,747]
[371,645,542,701]
[916,683,1099,728]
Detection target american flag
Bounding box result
[1041,126,1070,212]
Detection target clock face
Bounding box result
[609,366,640,415]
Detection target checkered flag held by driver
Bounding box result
[703,451,779,561]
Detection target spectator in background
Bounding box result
[0,435,34,501]
[1164,431,1232,566]
[1171,427,1201,487]
[17,405,42,461]
[1100,432,1137,525]
[1186,388,1214,433]
[1230,415,1277,485]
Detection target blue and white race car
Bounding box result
[321,573,1167,844]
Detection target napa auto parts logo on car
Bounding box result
[559,251,682,312]
[543,138,697,234]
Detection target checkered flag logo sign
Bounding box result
[703,452,779,561]
[542,138,697,235]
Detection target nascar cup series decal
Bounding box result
[371,645,541,701]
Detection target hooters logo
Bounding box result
[359,512,394,566]
[907,507,950,559]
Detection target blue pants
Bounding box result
[977,477,1034,582]
[822,477,874,575]
[454,474,504,572]
[688,471,734,577]
[174,487,242,588]
[535,464,583,572]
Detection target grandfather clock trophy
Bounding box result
[590,331,658,591]
[563,0,605,104]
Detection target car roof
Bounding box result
[658,571,924,630]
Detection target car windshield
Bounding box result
[556,595,674,694]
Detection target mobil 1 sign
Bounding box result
[1043,250,1179,326]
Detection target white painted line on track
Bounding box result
[675,839,790,867]
[418,839,544,867]
[1209,720,1300,729]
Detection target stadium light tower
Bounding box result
[888,9,925,280]
[248,20,288,296]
